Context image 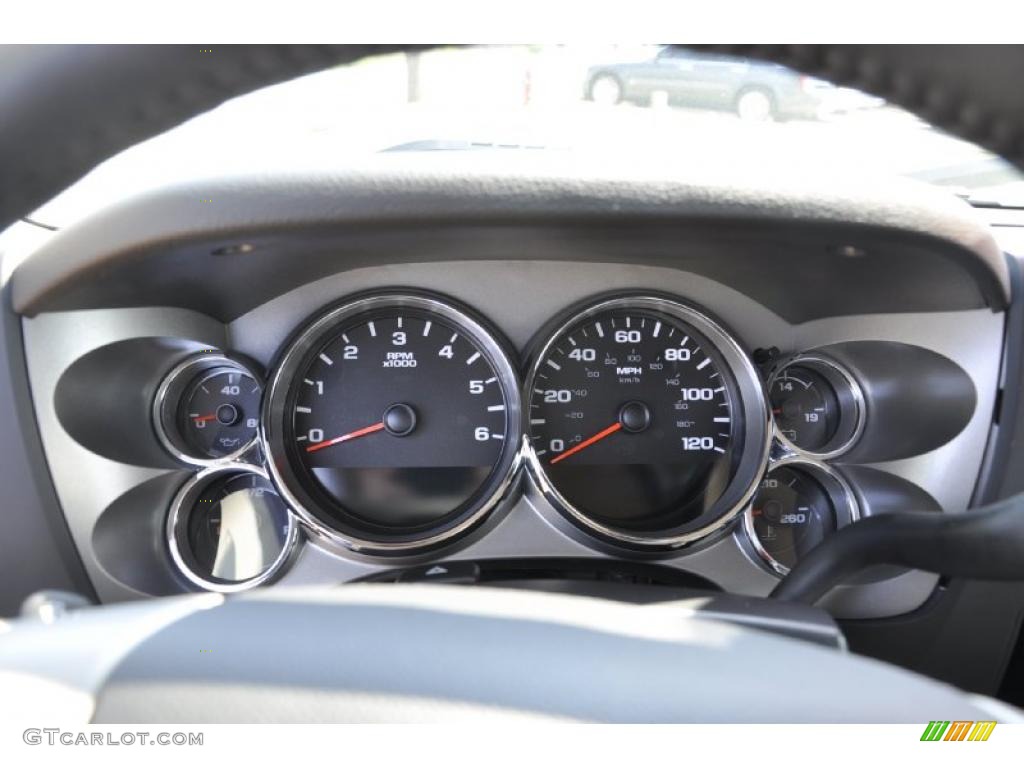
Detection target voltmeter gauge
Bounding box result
[769,355,865,459]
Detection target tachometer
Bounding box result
[524,294,769,549]
[262,293,521,553]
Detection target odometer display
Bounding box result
[525,295,767,546]
[263,294,521,552]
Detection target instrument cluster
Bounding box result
[152,289,913,591]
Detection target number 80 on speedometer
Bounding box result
[524,294,770,550]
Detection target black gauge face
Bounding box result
[527,307,742,533]
[181,473,292,585]
[273,302,518,542]
[179,367,262,459]
[769,365,840,452]
[749,466,836,571]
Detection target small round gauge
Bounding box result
[167,468,298,592]
[262,293,522,554]
[524,294,769,549]
[769,366,840,450]
[742,460,858,575]
[769,355,864,458]
[179,367,262,459]
[154,353,263,465]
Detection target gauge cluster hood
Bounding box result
[8,152,1008,323]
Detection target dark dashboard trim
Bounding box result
[8,160,1009,322]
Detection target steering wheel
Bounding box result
[1,45,1022,723]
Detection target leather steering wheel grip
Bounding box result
[0,585,1015,723]
[3,45,1024,232]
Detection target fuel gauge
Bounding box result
[167,466,298,592]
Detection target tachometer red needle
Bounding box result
[192,413,218,423]
[549,422,622,465]
[305,422,385,453]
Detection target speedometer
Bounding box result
[524,294,769,549]
[263,292,521,554]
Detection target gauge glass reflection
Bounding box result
[182,473,292,584]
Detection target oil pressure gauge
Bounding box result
[154,352,263,465]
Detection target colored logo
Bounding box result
[920,721,996,741]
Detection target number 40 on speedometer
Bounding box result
[524,295,766,548]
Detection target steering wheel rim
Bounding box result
[0,583,1017,723]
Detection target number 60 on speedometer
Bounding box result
[524,294,770,550]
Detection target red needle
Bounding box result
[549,422,622,465]
[192,413,218,423]
[305,422,385,453]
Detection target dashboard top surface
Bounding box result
[7,154,1009,322]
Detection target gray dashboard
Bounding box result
[4,159,1009,621]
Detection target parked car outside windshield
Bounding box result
[584,46,882,121]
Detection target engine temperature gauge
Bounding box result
[742,459,858,575]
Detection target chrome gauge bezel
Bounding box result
[153,352,264,467]
[522,293,771,551]
[261,291,523,556]
[739,455,860,577]
[166,464,301,593]
[768,354,866,460]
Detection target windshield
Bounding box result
[32,45,1024,224]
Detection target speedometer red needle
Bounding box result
[549,422,622,465]
[305,422,385,453]
[192,413,218,423]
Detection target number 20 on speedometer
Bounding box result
[524,294,769,549]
